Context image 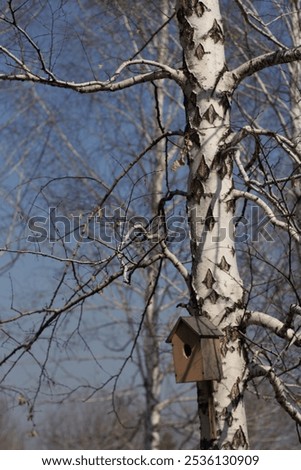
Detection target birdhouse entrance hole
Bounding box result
[183,343,192,358]
[166,316,224,383]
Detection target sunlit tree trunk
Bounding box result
[177,0,248,449]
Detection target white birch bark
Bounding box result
[288,1,301,219]
[143,269,162,450]
[177,0,248,449]
[143,1,169,449]
[143,138,164,450]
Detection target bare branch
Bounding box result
[290,304,301,316]
[0,251,165,365]
[234,0,287,49]
[229,46,301,88]
[231,189,300,242]
[249,363,301,425]
[244,310,301,347]
[130,12,176,60]
[0,51,185,91]
[1,5,56,80]
[0,248,111,266]
[91,130,183,217]
[227,125,301,165]
[160,240,190,286]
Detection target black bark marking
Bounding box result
[184,25,195,49]
[225,155,233,177]
[205,205,215,231]
[203,104,220,124]
[226,198,235,213]
[192,108,202,127]
[197,154,210,180]
[219,255,230,272]
[212,152,222,171]
[195,43,205,60]
[202,269,216,289]
[190,128,201,145]
[221,407,233,426]
[208,289,219,304]
[219,92,231,114]
[229,377,242,409]
[191,239,198,256]
[195,2,208,17]
[189,177,204,203]
[232,426,248,449]
[176,7,184,23]
[220,336,228,357]
[218,161,228,179]
[178,15,195,49]
[208,19,225,44]
[212,152,231,180]
[181,0,208,17]
[188,91,197,107]
[181,0,194,17]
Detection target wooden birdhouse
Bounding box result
[166,316,224,383]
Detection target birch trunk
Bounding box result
[143,268,162,450]
[288,1,301,256]
[289,1,301,185]
[177,0,248,449]
[143,1,170,449]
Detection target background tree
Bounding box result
[0,0,193,450]
[0,0,301,450]
[0,398,24,449]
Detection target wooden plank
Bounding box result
[202,338,223,381]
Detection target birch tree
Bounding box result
[1,0,301,450]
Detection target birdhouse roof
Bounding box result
[166,316,223,343]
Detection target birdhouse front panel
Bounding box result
[166,316,224,383]
[172,323,204,383]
